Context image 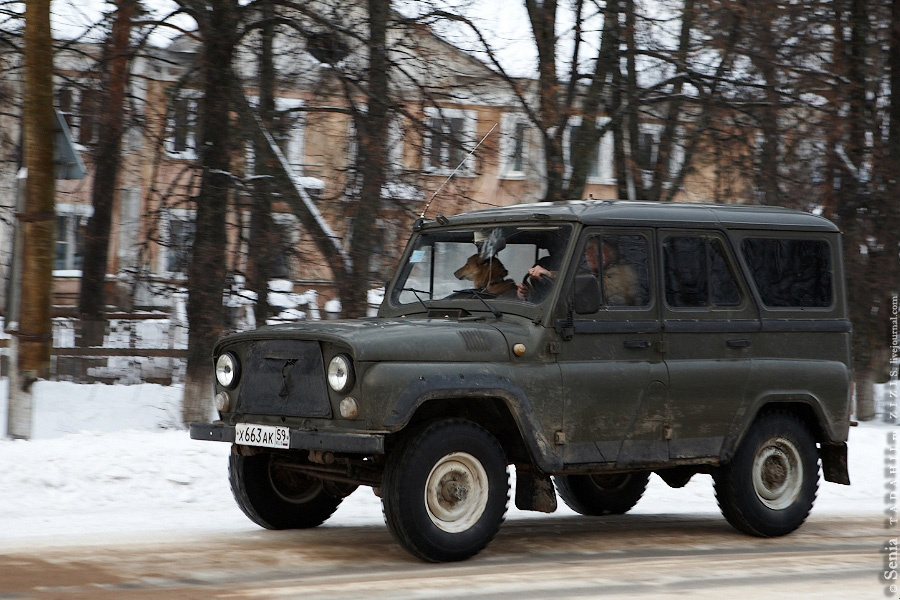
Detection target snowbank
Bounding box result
[0,380,892,549]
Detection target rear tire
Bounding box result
[713,412,819,537]
[555,471,650,516]
[229,451,354,529]
[381,419,509,562]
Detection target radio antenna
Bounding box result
[419,122,497,219]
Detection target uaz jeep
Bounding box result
[191,201,851,562]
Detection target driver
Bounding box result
[516,255,557,302]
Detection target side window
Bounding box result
[709,240,741,306]
[580,233,651,308]
[741,238,832,308]
[663,236,742,309]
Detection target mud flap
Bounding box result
[820,442,850,485]
[514,466,558,513]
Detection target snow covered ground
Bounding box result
[0,380,892,551]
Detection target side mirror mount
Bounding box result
[573,273,601,315]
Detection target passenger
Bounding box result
[584,238,638,306]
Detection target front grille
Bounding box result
[237,340,332,418]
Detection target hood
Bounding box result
[216,318,512,362]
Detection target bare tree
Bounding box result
[246,0,277,326]
[176,0,241,424]
[830,0,900,419]
[78,0,137,340]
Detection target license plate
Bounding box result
[235,423,291,449]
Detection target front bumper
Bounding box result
[190,423,385,454]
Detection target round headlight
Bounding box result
[215,352,240,388]
[327,354,354,393]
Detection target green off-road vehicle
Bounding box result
[191,200,852,562]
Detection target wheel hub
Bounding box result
[425,452,489,533]
[762,455,788,488]
[441,479,470,503]
[752,437,803,510]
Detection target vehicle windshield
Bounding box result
[391,224,573,307]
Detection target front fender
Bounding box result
[385,373,563,473]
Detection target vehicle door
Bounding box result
[556,228,669,467]
[659,230,758,460]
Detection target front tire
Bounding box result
[382,419,509,562]
[713,412,819,537]
[229,451,353,530]
[555,471,650,516]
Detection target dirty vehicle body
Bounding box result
[191,201,852,562]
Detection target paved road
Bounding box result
[0,513,889,599]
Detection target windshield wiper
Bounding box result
[400,287,431,312]
[453,288,502,319]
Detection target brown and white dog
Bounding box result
[454,254,518,297]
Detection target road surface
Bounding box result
[0,512,889,599]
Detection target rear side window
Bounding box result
[741,238,832,308]
[581,233,652,307]
[663,236,742,308]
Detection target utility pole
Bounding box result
[8,0,55,439]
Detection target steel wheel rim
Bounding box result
[424,452,489,533]
[752,437,803,510]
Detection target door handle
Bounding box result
[727,338,751,348]
[624,339,652,349]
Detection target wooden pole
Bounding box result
[9,0,55,439]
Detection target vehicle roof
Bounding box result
[429,200,839,233]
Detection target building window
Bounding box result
[58,87,76,130]
[564,116,614,185]
[270,213,300,280]
[388,118,405,172]
[636,123,663,188]
[166,94,201,159]
[423,107,477,175]
[348,114,405,175]
[370,218,398,281]
[117,188,142,272]
[161,209,196,275]
[55,204,93,274]
[638,131,656,170]
[272,99,305,176]
[499,113,530,179]
[247,98,305,177]
[57,85,100,147]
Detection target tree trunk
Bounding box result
[623,0,643,200]
[610,63,630,200]
[892,0,900,170]
[337,0,391,318]
[11,0,55,438]
[525,0,566,203]
[751,9,783,207]
[78,0,135,343]
[248,0,276,326]
[182,2,239,425]
[842,0,876,420]
[647,0,694,203]
[566,0,619,200]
